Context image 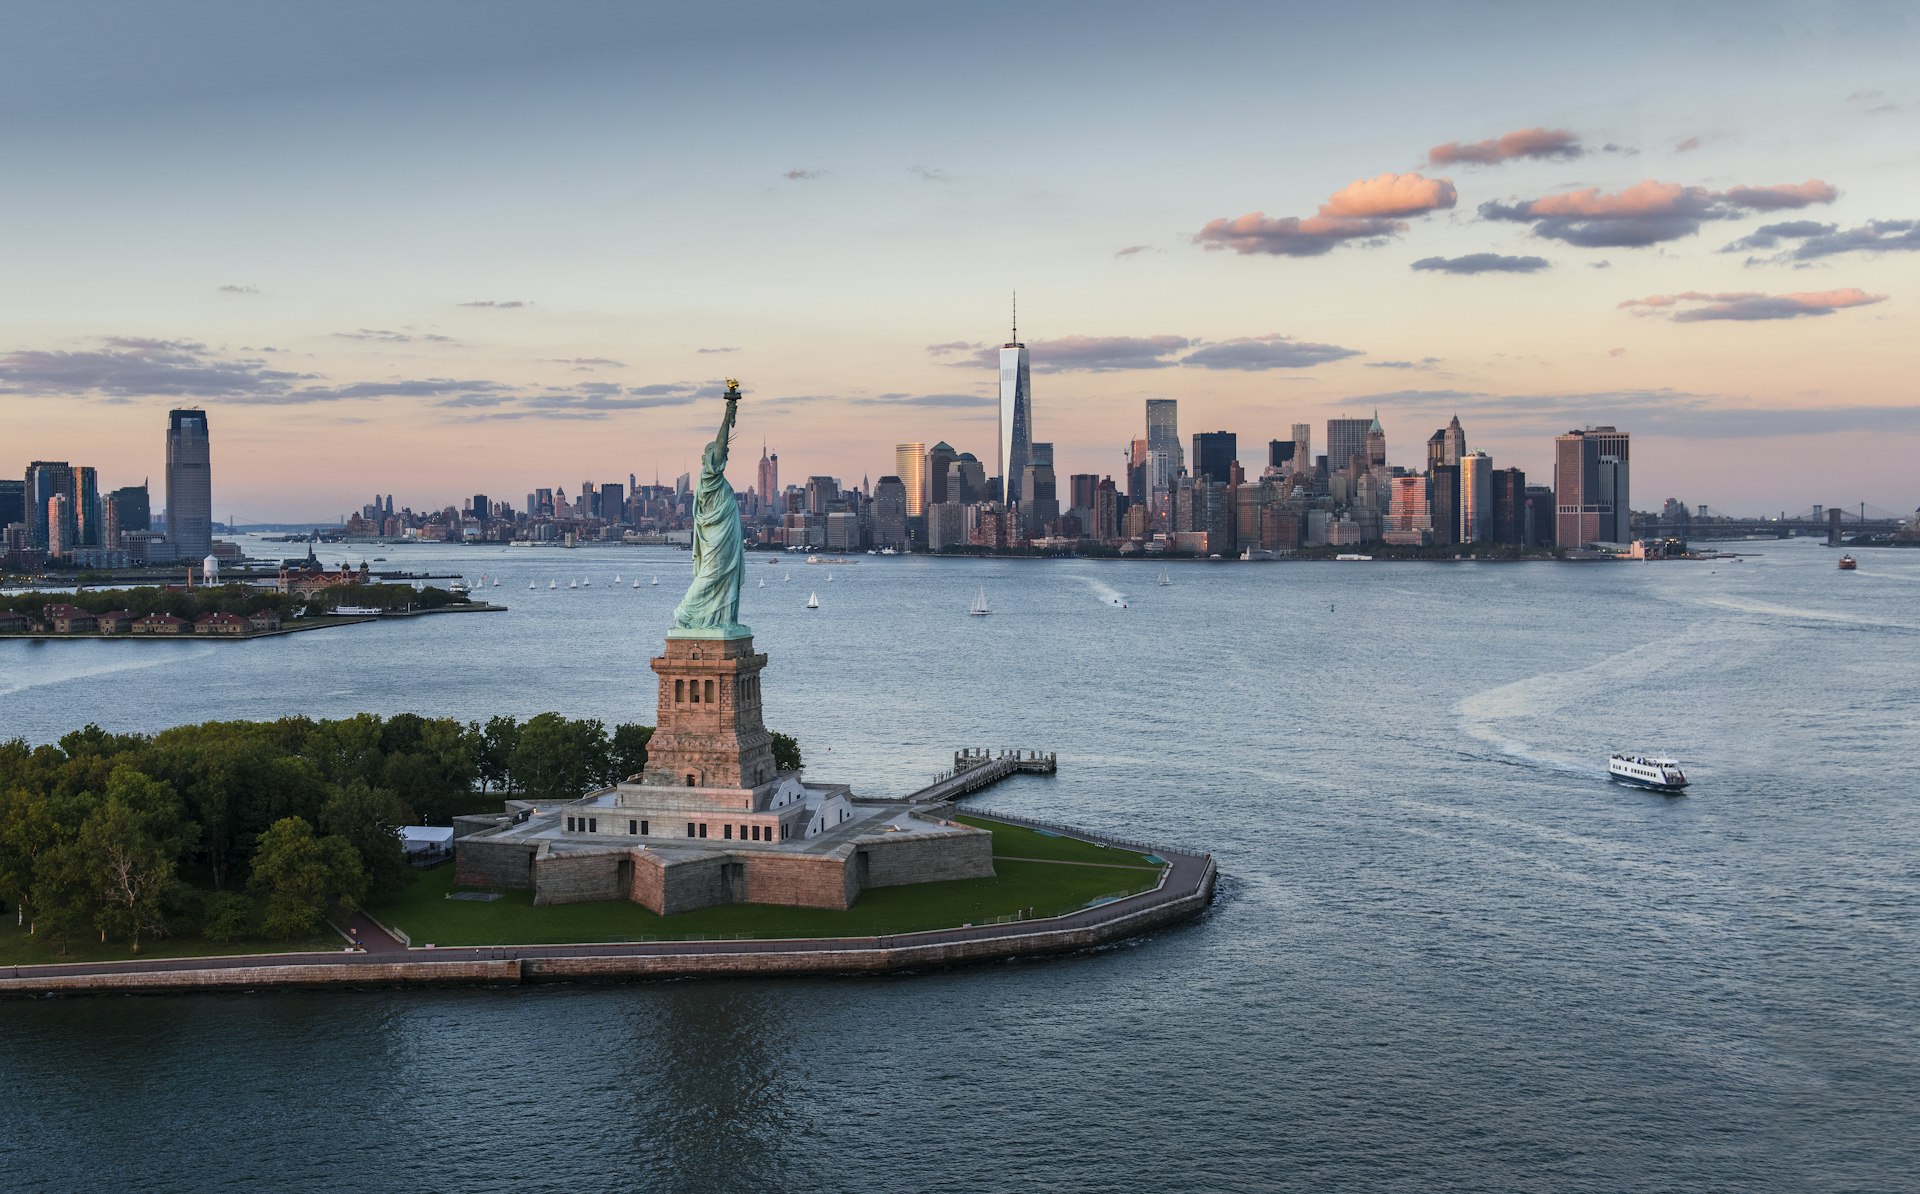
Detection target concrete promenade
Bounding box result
[0,812,1214,996]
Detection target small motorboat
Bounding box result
[1838,555,1857,570]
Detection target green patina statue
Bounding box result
[670,381,749,639]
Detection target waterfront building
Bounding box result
[1092,477,1120,544]
[1193,431,1237,487]
[1146,399,1182,478]
[894,443,927,517]
[600,483,625,525]
[1127,438,1149,503]
[1326,417,1371,475]
[1069,472,1098,515]
[24,460,74,551]
[165,408,213,558]
[1525,485,1557,547]
[1430,463,1460,548]
[1491,468,1528,545]
[1440,416,1467,466]
[1290,423,1311,474]
[1459,452,1493,544]
[872,475,907,550]
[999,310,1033,509]
[825,511,859,550]
[1554,427,1629,546]
[1385,474,1433,545]
[46,494,73,558]
[946,453,987,506]
[75,466,101,548]
[928,501,966,551]
[1020,462,1058,536]
[471,493,490,526]
[0,478,22,530]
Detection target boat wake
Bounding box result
[1076,577,1130,608]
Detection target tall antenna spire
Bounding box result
[1012,290,1018,343]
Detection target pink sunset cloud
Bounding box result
[1428,126,1584,166]
[1481,178,1839,246]
[1619,288,1885,322]
[1197,172,1454,257]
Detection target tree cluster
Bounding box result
[0,712,803,954]
[0,583,297,624]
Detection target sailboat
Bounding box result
[1158,569,1172,587]
[583,578,591,588]
[548,579,557,590]
[528,580,536,590]
[569,579,578,589]
[650,576,659,586]
[758,578,766,588]
[613,574,621,584]
[492,578,500,587]
[968,586,990,616]
[632,579,641,589]
[783,573,792,582]
[806,592,820,610]
[826,572,834,583]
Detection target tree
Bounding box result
[510,713,608,804]
[471,715,520,792]
[610,723,652,782]
[771,731,804,773]
[319,780,412,897]
[29,840,95,955]
[247,817,367,939]
[78,796,176,953]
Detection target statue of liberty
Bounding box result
[671,380,749,638]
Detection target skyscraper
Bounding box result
[472,493,490,525]
[1440,415,1467,466]
[757,444,778,510]
[1366,413,1387,470]
[0,479,23,530]
[1459,452,1492,543]
[925,442,958,506]
[1490,467,1528,545]
[46,493,72,558]
[1192,432,1237,486]
[872,475,907,549]
[105,484,151,547]
[1146,399,1182,475]
[1585,425,1631,543]
[165,409,213,557]
[1430,463,1460,548]
[1267,440,1295,472]
[998,299,1032,509]
[1555,430,1601,546]
[1290,423,1311,473]
[24,461,73,551]
[1326,417,1371,474]
[76,465,101,547]
[895,443,927,517]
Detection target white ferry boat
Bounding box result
[1608,754,1689,793]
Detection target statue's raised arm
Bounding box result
[670,380,749,639]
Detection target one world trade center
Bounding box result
[998,294,1032,510]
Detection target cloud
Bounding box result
[457,300,531,308]
[1675,136,1704,153]
[1114,244,1156,258]
[545,356,624,368]
[1480,178,1839,246]
[845,392,987,407]
[1410,253,1550,274]
[1356,386,1920,439]
[926,340,985,356]
[1179,334,1362,371]
[783,169,823,181]
[696,346,739,354]
[953,332,1363,372]
[1722,218,1920,262]
[1014,334,1191,371]
[1608,347,1627,357]
[1620,288,1886,322]
[332,328,453,343]
[1428,127,1584,167]
[0,337,318,401]
[1366,358,1440,370]
[908,165,950,183]
[1196,172,1455,257]
[217,284,258,295]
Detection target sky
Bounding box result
[2,0,1917,520]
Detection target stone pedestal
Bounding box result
[643,634,776,790]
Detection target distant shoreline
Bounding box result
[0,602,505,642]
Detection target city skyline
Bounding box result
[3,2,1918,518]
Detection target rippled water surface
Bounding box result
[3,539,1916,1192]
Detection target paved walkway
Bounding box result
[3,813,1214,985]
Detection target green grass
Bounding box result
[372,815,1164,946]
[954,815,1160,867]
[0,920,340,967]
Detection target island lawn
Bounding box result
[0,920,341,967]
